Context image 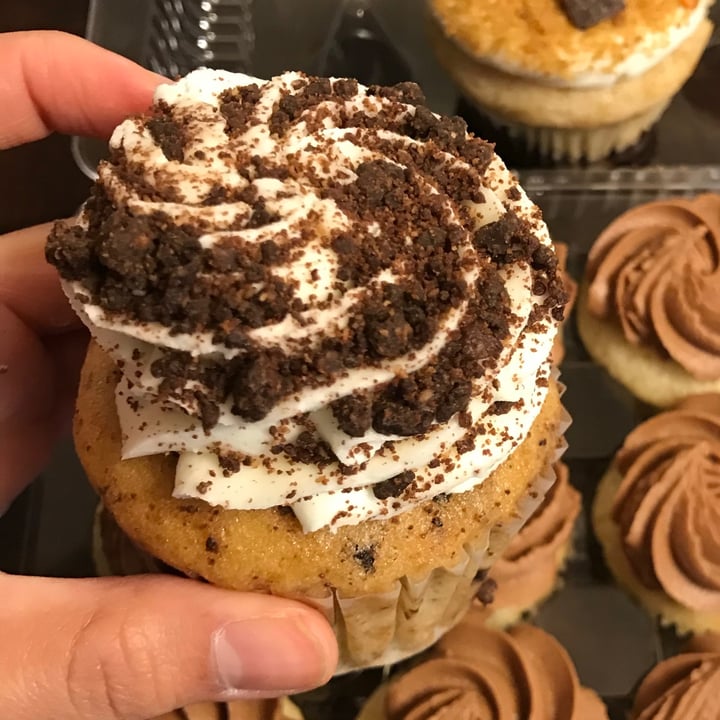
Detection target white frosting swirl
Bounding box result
[59,69,561,532]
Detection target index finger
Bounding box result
[0,30,165,149]
[0,223,79,334]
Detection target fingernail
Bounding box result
[211,614,333,693]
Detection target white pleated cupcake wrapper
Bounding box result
[483,102,668,163]
[308,375,572,674]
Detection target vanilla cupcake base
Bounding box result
[78,342,569,672]
[593,466,720,634]
[576,285,720,407]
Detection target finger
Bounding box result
[0,303,54,425]
[0,30,164,149]
[1,573,337,720]
[0,304,87,510]
[0,223,79,334]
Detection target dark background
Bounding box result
[0,1,92,234]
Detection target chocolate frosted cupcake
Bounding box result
[631,633,720,719]
[47,69,568,671]
[476,461,581,628]
[429,0,714,163]
[593,394,720,633]
[155,698,302,720]
[578,194,720,407]
[357,607,607,719]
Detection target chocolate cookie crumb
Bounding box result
[560,0,625,30]
[373,470,415,500]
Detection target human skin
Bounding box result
[0,30,337,720]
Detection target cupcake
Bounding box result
[47,69,568,672]
[578,194,720,407]
[357,607,607,719]
[155,697,302,720]
[592,394,720,633]
[631,633,720,719]
[475,461,581,628]
[428,0,715,163]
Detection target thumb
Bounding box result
[1,573,337,720]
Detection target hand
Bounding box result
[0,31,337,720]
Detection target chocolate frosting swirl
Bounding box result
[482,461,580,613]
[612,394,720,611]
[156,698,298,719]
[386,612,607,719]
[586,195,720,380]
[632,634,720,719]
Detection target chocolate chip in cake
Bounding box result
[353,545,376,573]
[205,536,220,553]
[559,0,625,30]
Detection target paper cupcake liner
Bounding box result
[480,102,668,164]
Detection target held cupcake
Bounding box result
[631,633,720,719]
[156,698,302,720]
[357,608,607,720]
[578,194,720,407]
[475,461,581,628]
[47,69,568,672]
[592,394,720,633]
[429,0,715,163]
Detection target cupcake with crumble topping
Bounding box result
[593,394,720,633]
[428,0,715,163]
[47,69,568,672]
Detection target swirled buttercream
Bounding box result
[631,633,720,720]
[611,394,720,612]
[47,69,565,532]
[156,698,300,720]
[481,461,580,616]
[386,614,607,719]
[587,194,720,380]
